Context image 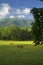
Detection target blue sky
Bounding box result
[0,0,43,19]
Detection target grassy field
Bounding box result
[0,41,43,65]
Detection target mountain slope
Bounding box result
[0,18,33,28]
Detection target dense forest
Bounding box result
[0,26,33,40]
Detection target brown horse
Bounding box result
[17,45,23,48]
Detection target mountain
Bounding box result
[0,18,33,28]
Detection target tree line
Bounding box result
[0,26,33,40]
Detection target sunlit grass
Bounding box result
[0,41,43,65]
[0,41,33,45]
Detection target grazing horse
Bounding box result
[17,45,23,48]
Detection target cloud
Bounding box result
[0,3,32,19]
[9,8,31,19]
[16,8,31,15]
[10,15,25,18]
[17,15,25,18]
[0,3,11,19]
[23,8,30,15]
[10,16,15,18]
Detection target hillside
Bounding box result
[0,18,33,28]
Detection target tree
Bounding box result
[31,8,43,46]
[31,0,43,46]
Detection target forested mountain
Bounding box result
[0,18,33,28]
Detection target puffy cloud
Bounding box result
[9,8,31,19]
[0,3,31,19]
[23,8,30,15]
[16,8,31,15]
[0,3,11,19]
[10,16,15,18]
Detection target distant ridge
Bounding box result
[0,18,33,28]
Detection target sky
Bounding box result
[0,0,43,20]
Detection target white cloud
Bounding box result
[23,8,30,15]
[16,8,31,15]
[10,16,15,18]
[9,8,31,19]
[18,15,25,18]
[0,3,31,19]
[10,15,25,18]
[0,3,11,19]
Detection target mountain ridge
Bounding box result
[0,18,33,28]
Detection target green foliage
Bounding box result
[31,8,43,46]
[0,26,33,40]
[0,18,33,41]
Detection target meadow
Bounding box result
[0,41,43,65]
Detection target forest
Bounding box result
[0,26,33,40]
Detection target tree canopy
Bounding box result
[31,7,43,46]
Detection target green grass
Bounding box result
[0,41,43,65]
